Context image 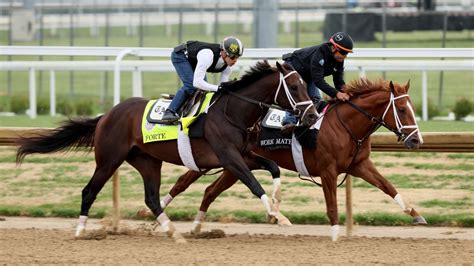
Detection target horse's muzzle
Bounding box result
[404,135,421,149]
[301,111,318,127]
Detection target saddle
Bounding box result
[146,90,208,124]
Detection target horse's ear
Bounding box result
[389,81,395,93]
[405,79,411,92]
[276,61,283,73]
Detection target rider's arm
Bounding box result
[219,66,232,83]
[193,49,219,92]
[332,61,345,91]
[310,52,338,98]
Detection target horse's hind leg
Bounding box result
[76,160,123,237]
[191,154,288,234]
[126,150,186,243]
[163,170,204,209]
[350,158,427,225]
[191,171,239,234]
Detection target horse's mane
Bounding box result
[221,60,276,91]
[344,78,398,96]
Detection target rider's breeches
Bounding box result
[168,51,196,113]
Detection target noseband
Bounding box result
[381,93,421,143]
[343,91,420,144]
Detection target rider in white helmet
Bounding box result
[160,36,244,124]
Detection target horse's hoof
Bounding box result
[276,213,292,226]
[267,213,278,224]
[191,222,202,235]
[75,225,86,238]
[413,216,428,225]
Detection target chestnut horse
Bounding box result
[163,78,427,241]
[16,61,317,243]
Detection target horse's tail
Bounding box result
[16,116,103,164]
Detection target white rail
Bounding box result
[2,46,473,58]
[1,46,473,119]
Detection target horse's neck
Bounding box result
[335,91,389,139]
[228,74,279,127]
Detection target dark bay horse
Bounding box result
[163,78,427,241]
[16,61,317,243]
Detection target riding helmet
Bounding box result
[329,32,354,54]
[221,36,244,58]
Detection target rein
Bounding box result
[221,70,312,131]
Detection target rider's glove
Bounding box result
[218,84,228,93]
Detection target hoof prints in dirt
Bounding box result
[192,229,226,239]
[75,230,108,240]
[76,228,227,241]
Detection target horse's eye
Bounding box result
[290,85,298,91]
[399,107,406,113]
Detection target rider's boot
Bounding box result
[160,109,179,124]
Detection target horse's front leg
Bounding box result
[349,158,427,225]
[161,170,203,209]
[253,154,282,212]
[216,148,290,225]
[320,170,340,241]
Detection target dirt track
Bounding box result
[1,217,473,264]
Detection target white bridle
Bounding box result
[274,71,314,118]
[382,92,423,144]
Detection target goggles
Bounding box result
[335,46,349,55]
[329,38,352,56]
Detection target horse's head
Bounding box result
[274,61,317,127]
[382,80,423,149]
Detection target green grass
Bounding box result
[419,198,471,209]
[3,205,472,227]
[403,162,474,171]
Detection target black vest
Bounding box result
[185,41,228,73]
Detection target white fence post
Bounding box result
[49,70,56,116]
[114,49,138,106]
[422,70,428,121]
[28,68,37,119]
[358,66,366,78]
[132,68,143,97]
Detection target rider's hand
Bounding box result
[336,92,350,102]
[218,84,228,93]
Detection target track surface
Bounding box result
[1,217,473,264]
